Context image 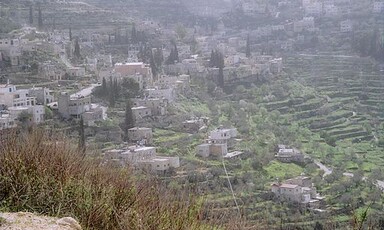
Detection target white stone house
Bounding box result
[82,105,104,126]
[66,67,86,78]
[196,128,238,158]
[144,88,175,102]
[340,20,353,33]
[57,93,91,119]
[114,62,153,88]
[105,146,180,172]
[133,98,168,116]
[128,127,153,145]
[275,145,305,163]
[373,1,384,13]
[0,113,16,130]
[28,87,54,105]
[271,176,322,207]
[131,106,152,120]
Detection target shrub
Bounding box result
[0,129,218,230]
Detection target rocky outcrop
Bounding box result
[0,212,82,230]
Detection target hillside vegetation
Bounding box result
[0,129,237,230]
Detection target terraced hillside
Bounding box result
[266,54,384,144]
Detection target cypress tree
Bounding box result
[246,34,251,58]
[218,65,224,88]
[173,43,179,63]
[209,50,215,67]
[124,100,135,141]
[109,77,115,107]
[150,51,157,78]
[37,3,43,30]
[131,23,137,43]
[102,77,107,96]
[74,38,81,59]
[29,5,33,25]
[69,27,72,41]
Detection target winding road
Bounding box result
[312,158,384,191]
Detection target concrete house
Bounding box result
[196,128,238,158]
[8,105,45,124]
[132,106,152,120]
[373,1,384,13]
[133,98,168,116]
[144,88,175,102]
[275,145,304,163]
[0,83,46,127]
[58,92,91,119]
[39,62,65,80]
[182,117,209,133]
[28,87,54,105]
[271,176,323,207]
[114,62,153,88]
[0,113,16,130]
[105,145,180,172]
[340,20,353,33]
[82,105,104,126]
[66,67,86,78]
[128,127,153,145]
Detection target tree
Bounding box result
[69,27,72,41]
[150,52,158,79]
[29,5,33,25]
[17,111,32,129]
[176,23,187,40]
[314,221,323,230]
[131,23,137,43]
[124,100,135,141]
[102,77,107,95]
[78,117,86,155]
[73,38,81,59]
[153,48,164,67]
[37,3,43,30]
[218,65,224,88]
[246,34,251,58]
[121,78,140,99]
[109,77,115,107]
[209,50,215,67]
[166,41,179,65]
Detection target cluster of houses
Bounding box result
[0,82,51,130]
[0,79,107,130]
[104,145,180,173]
[104,126,180,173]
[271,145,325,208]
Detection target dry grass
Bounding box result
[0,129,230,230]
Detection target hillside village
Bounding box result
[1,0,384,228]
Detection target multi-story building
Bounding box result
[58,92,92,119]
[0,83,45,129]
[28,87,54,105]
[196,128,238,158]
[114,62,153,88]
[271,176,323,207]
